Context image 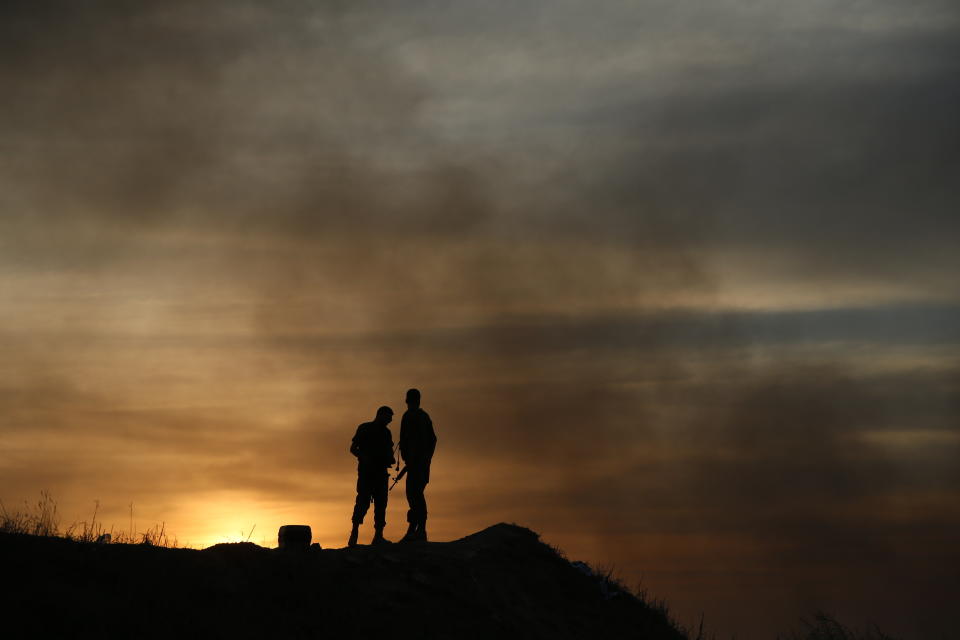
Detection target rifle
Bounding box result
[389,466,407,491]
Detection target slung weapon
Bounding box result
[389,466,407,491]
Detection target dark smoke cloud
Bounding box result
[0,0,494,251]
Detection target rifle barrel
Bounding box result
[389,466,407,491]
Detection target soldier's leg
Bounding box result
[372,470,388,531]
[352,473,371,525]
[369,470,391,544]
[404,470,416,524]
[420,467,430,527]
[406,467,428,527]
[348,473,371,546]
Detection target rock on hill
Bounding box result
[1,523,687,639]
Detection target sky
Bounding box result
[1,1,958,637]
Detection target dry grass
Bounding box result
[565,555,691,639]
[1,491,177,547]
[0,490,60,536]
[780,613,900,640]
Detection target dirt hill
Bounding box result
[1,523,687,639]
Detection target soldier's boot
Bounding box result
[400,522,418,543]
[416,521,428,542]
[347,523,359,548]
[371,527,392,546]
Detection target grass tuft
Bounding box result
[0,490,60,536]
[1,492,177,547]
[779,612,900,640]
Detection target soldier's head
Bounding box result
[375,405,393,425]
[405,388,421,409]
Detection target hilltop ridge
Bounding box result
[2,522,686,639]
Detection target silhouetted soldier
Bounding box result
[348,405,396,547]
[399,388,437,542]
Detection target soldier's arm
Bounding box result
[349,426,363,458]
[387,430,396,466]
[398,414,410,462]
[426,414,437,459]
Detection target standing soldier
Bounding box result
[399,388,437,542]
[348,405,395,547]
